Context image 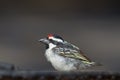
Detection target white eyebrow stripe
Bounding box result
[49,36,63,42]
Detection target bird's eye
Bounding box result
[49,39,55,43]
[49,39,52,42]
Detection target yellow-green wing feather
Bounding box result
[59,49,93,64]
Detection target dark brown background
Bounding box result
[0,0,120,72]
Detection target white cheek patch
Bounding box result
[49,36,63,42]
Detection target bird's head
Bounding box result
[39,34,64,49]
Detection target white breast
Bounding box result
[45,43,76,71]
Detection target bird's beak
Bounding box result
[38,38,49,44]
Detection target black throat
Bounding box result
[45,44,49,49]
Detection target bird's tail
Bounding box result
[90,62,102,66]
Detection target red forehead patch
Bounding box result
[47,34,53,38]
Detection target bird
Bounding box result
[39,34,100,72]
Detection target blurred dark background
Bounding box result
[0,0,120,72]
